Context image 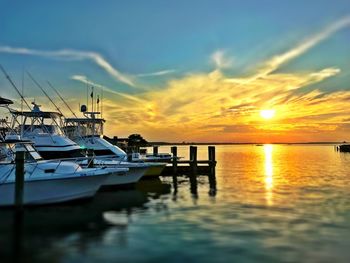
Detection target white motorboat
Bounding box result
[65,111,166,177]
[0,141,112,207]
[2,103,152,182]
[130,151,174,162]
[7,104,86,159]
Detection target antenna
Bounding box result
[26,71,65,117]
[91,85,94,112]
[101,86,104,118]
[47,81,78,118]
[21,68,24,112]
[86,79,89,111]
[0,64,31,110]
[21,68,24,124]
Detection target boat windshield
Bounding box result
[22,124,63,135]
[64,123,103,138]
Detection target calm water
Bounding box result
[1,144,350,263]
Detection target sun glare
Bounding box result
[260,109,275,120]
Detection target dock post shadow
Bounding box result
[12,209,24,263]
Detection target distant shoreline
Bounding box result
[148,142,344,146]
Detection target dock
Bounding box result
[336,144,350,152]
[159,145,216,176]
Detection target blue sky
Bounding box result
[1,1,350,142]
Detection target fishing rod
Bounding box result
[47,81,78,118]
[26,71,65,117]
[0,64,31,110]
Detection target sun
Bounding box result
[260,109,275,119]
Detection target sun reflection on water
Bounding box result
[264,144,274,206]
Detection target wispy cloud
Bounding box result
[211,50,233,69]
[0,46,135,87]
[137,69,176,77]
[71,75,145,103]
[100,17,350,141]
[2,16,350,142]
[257,16,350,77]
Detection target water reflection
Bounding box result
[2,145,350,262]
[264,144,274,206]
[0,182,171,263]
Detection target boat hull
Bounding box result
[0,175,107,207]
[102,167,147,188]
[142,163,166,177]
[91,159,164,177]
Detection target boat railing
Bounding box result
[26,156,96,176]
[44,154,120,168]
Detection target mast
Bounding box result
[91,85,94,113]
[0,64,31,110]
[86,79,89,111]
[101,86,104,118]
[26,71,65,117]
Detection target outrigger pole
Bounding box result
[26,71,65,117]
[0,64,31,110]
[47,81,78,118]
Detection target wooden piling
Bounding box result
[15,151,25,208]
[208,146,217,195]
[189,146,198,195]
[190,146,198,175]
[160,145,217,177]
[127,153,132,162]
[171,146,178,175]
[208,146,216,175]
[153,145,158,156]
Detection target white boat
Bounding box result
[65,111,166,177]
[9,104,151,180]
[0,141,112,207]
[2,102,144,186]
[91,157,162,179]
[7,104,85,159]
[130,151,174,162]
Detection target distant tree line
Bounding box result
[127,134,148,147]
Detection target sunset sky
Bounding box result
[1,0,350,142]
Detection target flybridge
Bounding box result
[64,109,105,139]
[8,104,65,137]
[9,109,63,119]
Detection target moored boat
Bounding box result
[0,141,112,207]
[64,110,166,177]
